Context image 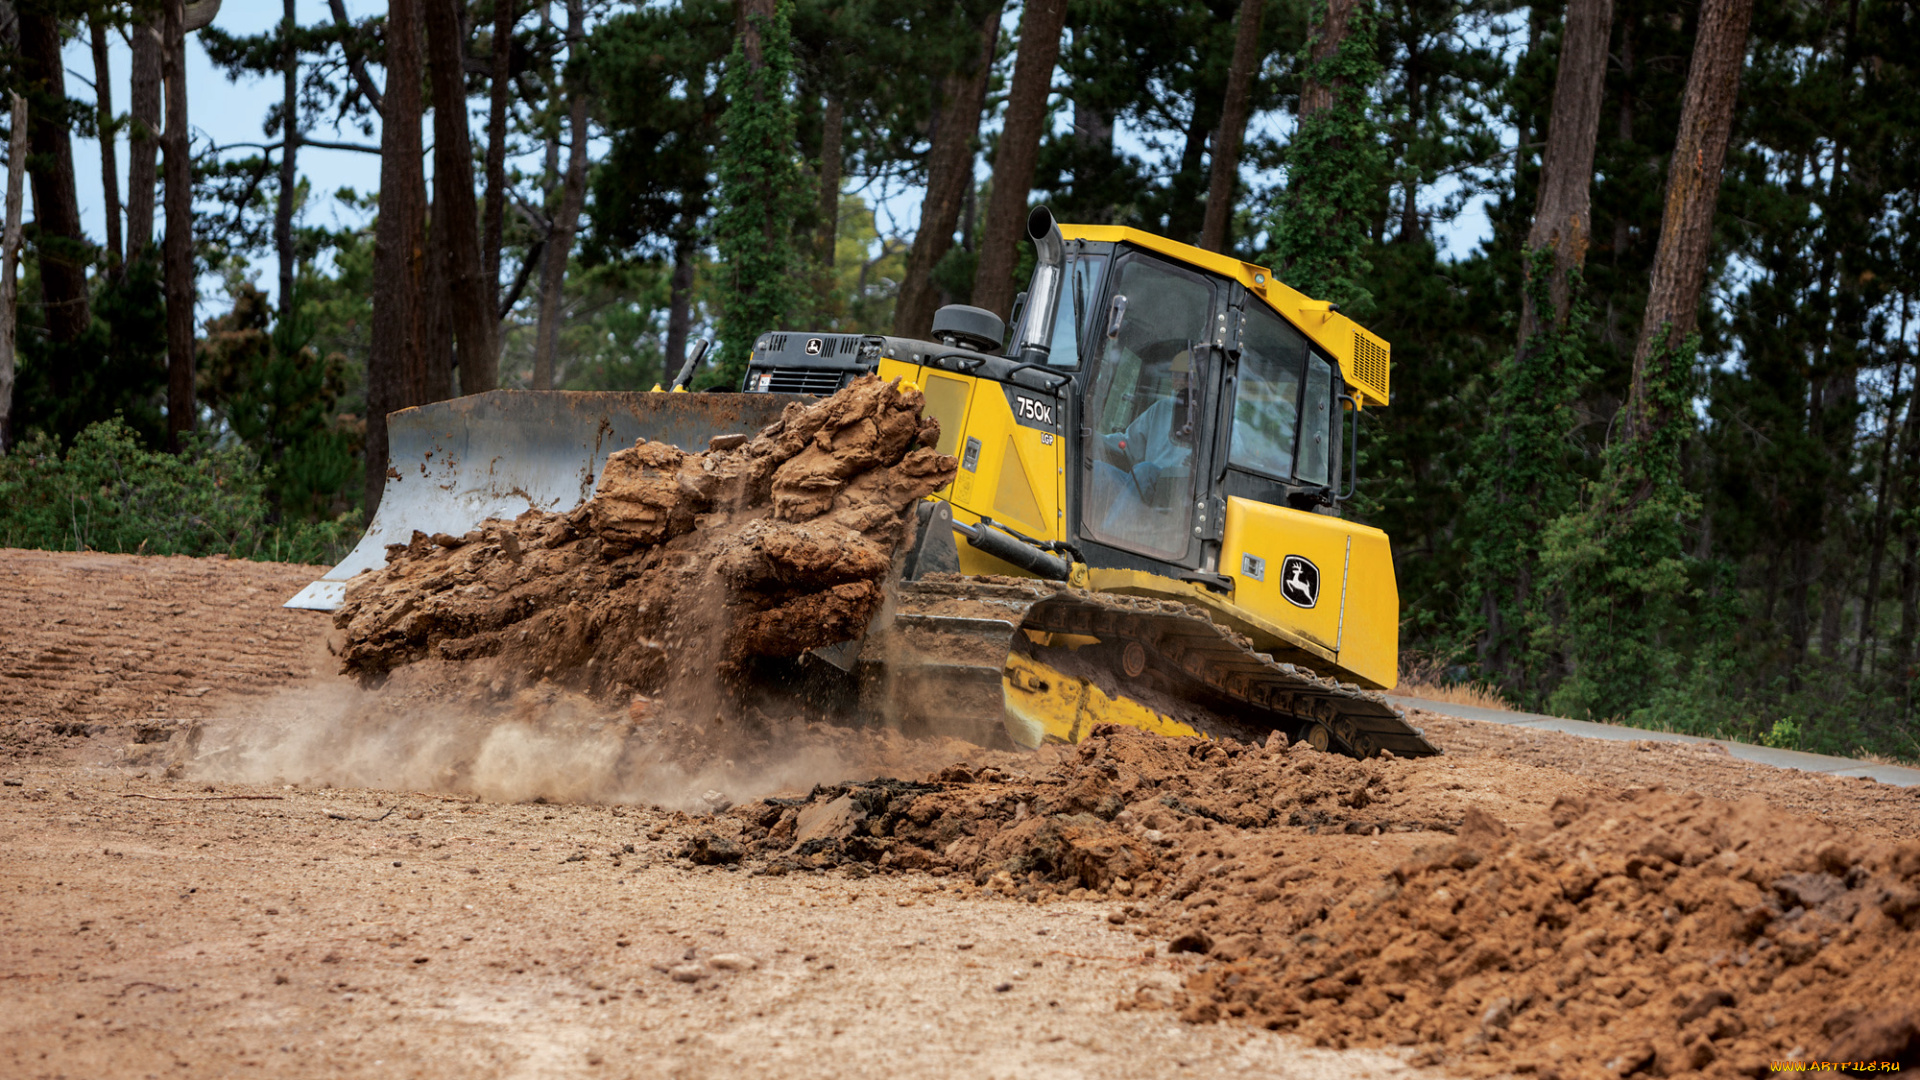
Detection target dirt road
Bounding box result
[4,548,1917,1079]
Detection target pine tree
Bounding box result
[1537,327,1700,719]
[1267,0,1387,316]
[1459,251,1595,700]
[710,0,808,388]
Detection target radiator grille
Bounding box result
[765,368,854,395]
[1352,332,1390,401]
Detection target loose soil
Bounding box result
[5,546,1919,1079]
[332,374,956,705]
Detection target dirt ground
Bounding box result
[4,548,1918,1079]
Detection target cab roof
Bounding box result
[1057,224,1390,408]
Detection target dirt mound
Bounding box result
[707,727,1919,1077]
[331,375,956,702]
[1173,787,1920,1078]
[715,725,1417,892]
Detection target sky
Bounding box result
[63,1,385,315]
[53,1,1497,324]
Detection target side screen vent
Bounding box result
[1352,331,1390,402]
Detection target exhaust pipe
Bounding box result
[1013,205,1065,366]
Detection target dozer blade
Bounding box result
[285,389,808,610]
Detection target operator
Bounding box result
[1093,347,1195,536]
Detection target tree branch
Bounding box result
[499,236,545,319]
[328,0,385,117]
[211,138,382,156]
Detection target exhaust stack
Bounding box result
[1013,205,1065,366]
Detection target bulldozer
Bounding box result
[288,207,1435,760]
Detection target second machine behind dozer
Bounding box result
[290,208,1435,759]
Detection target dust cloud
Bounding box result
[183,665,983,812]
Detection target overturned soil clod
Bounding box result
[332,375,957,701]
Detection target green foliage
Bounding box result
[1265,1,1389,317]
[709,0,810,389]
[199,284,359,521]
[814,195,908,334]
[11,250,168,449]
[1045,0,1305,244]
[587,0,732,263]
[1761,717,1802,751]
[1537,329,1701,721]
[1457,249,1597,698]
[0,417,361,566]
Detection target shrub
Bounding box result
[0,417,360,566]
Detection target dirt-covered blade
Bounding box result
[285,390,808,610]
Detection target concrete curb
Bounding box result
[1390,695,1920,789]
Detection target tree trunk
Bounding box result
[1298,0,1359,122]
[423,195,455,401]
[1623,0,1753,442]
[0,93,26,454]
[162,0,195,449]
[665,237,694,387]
[127,20,161,255]
[275,0,299,322]
[892,4,1000,340]
[532,0,589,392]
[1517,0,1614,343]
[1858,304,1912,674]
[970,0,1069,320]
[815,95,844,268]
[540,0,561,195]
[366,0,431,514]
[483,0,516,319]
[425,0,500,394]
[1201,0,1265,254]
[90,20,124,270]
[18,6,92,346]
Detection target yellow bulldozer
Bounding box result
[288,208,1436,760]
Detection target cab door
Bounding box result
[1076,250,1220,569]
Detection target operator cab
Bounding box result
[743,206,1375,584]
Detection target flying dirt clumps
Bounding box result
[332,375,957,697]
[1173,787,1920,1079]
[715,725,1413,894]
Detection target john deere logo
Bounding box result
[1280,555,1319,608]
[804,337,824,355]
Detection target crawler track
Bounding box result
[864,576,1439,758]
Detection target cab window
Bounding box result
[1296,353,1336,486]
[1229,305,1306,479]
[1043,254,1109,367]
[1230,305,1342,488]
[1082,253,1213,560]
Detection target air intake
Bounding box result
[1352,331,1390,402]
